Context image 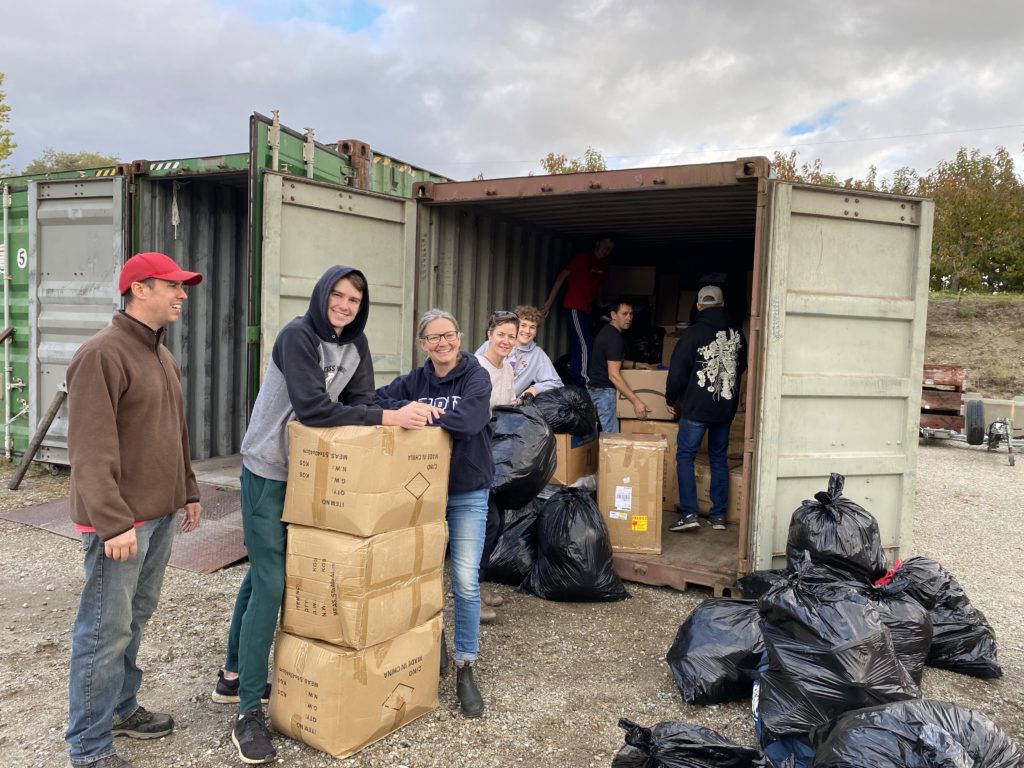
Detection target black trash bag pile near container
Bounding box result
[885,556,1002,679]
[612,718,769,768]
[736,569,790,600]
[530,385,598,436]
[811,699,1024,768]
[665,598,764,705]
[859,580,934,684]
[786,472,887,583]
[483,497,543,586]
[489,404,557,510]
[519,487,629,602]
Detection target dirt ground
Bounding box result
[1,437,1022,767]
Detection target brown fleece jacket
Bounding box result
[66,311,200,540]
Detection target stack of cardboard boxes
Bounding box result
[269,422,452,759]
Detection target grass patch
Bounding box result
[956,302,977,319]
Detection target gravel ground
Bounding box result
[0,441,1021,767]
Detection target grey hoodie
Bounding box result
[241,266,382,481]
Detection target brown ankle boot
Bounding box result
[456,661,484,717]
[480,603,497,623]
[482,591,504,607]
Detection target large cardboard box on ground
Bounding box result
[619,419,679,512]
[616,370,675,421]
[269,616,441,759]
[282,522,446,649]
[283,423,451,536]
[693,457,744,524]
[549,431,599,485]
[597,434,666,554]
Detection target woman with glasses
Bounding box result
[475,305,562,401]
[374,309,493,718]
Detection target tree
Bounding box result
[540,146,606,174]
[23,148,121,175]
[0,72,15,172]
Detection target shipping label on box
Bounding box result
[694,457,744,524]
[597,434,666,554]
[616,369,675,421]
[549,431,598,485]
[282,522,447,649]
[620,419,680,512]
[269,616,441,760]
[283,422,451,536]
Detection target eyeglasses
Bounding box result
[490,310,519,322]
[421,330,460,346]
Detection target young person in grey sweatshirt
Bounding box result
[219,265,441,765]
[473,304,562,400]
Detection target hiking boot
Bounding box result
[70,755,134,768]
[669,516,700,532]
[212,671,271,704]
[440,632,449,677]
[711,519,727,531]
[480,603,497,623]
[231,708,276,765]
[482,591,504,607]
[456,662,484,718]
[111,706,173,739]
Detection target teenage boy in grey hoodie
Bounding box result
[218,266,440,764]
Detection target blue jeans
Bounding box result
[589,387,619,433]
[564,308,593,387]
[446,488,488,663]
[67,513,176,765]
[677,418,730,522]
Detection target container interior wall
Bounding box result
[136,175,249,459]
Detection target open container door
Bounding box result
[27,177,127,464]
[259,172,417,386]
[751,183,934,570]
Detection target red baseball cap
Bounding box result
[118,252,203,294]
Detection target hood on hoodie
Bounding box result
[306,265,370,344]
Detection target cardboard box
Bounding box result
[616,370,675,421]
[605,265,656,297]
[549,431,599,485]
[597,434,666,554]
[283,423,451,536]
[282,522,446,649]
[676,290,697,322]
[694,457,744,524]
[662,333,682,366]
[619,419,679,512]
[655,274,681,326]
[269,616,441,759]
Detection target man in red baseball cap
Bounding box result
[65,252,203,768]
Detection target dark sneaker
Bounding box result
[232,708,277,765]
[212,671,271,704]
[456,662,484,718]
[711,519,727,531]
[669,517,700,532]
[70,755,134,768]
[111,706,173,739]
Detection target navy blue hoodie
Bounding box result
[241,266,382,481]
[375,352,494,493]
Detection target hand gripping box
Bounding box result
[283,422,451,536]
[597,434,666,554]
[269,615,441,760]
[282,521,446,649]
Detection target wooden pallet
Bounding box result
[921,364,965,431]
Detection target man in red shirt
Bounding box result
[541,236,613,387]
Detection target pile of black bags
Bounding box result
[612,718,768,768]
[489,404,556,510]
[531,385,598,436]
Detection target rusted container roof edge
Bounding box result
[415,156,769,204]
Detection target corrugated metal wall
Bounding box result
[417,205,572,360]
[137,176,249,459]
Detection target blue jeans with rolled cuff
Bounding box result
[446,488,488,663]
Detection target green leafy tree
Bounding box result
[540,146,606,174]
[23,148,121,175]
[0,73,15,172]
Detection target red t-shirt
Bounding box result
[562,250,607,310]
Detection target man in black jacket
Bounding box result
[665,286,747,532]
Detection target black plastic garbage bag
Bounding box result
[755,556,919,747]
[490,404,557,510]
[887,557,1002,679]
[666,598,765,705]
[519,488,630,602]
[531,385,598,436]
[862,581,934,684]
[786,472,887,582]
[811,699,1024,768]
[612,718,769,768]
[736,569,790,600]
[483,497,543,586]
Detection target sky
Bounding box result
[3,0,1023,182]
